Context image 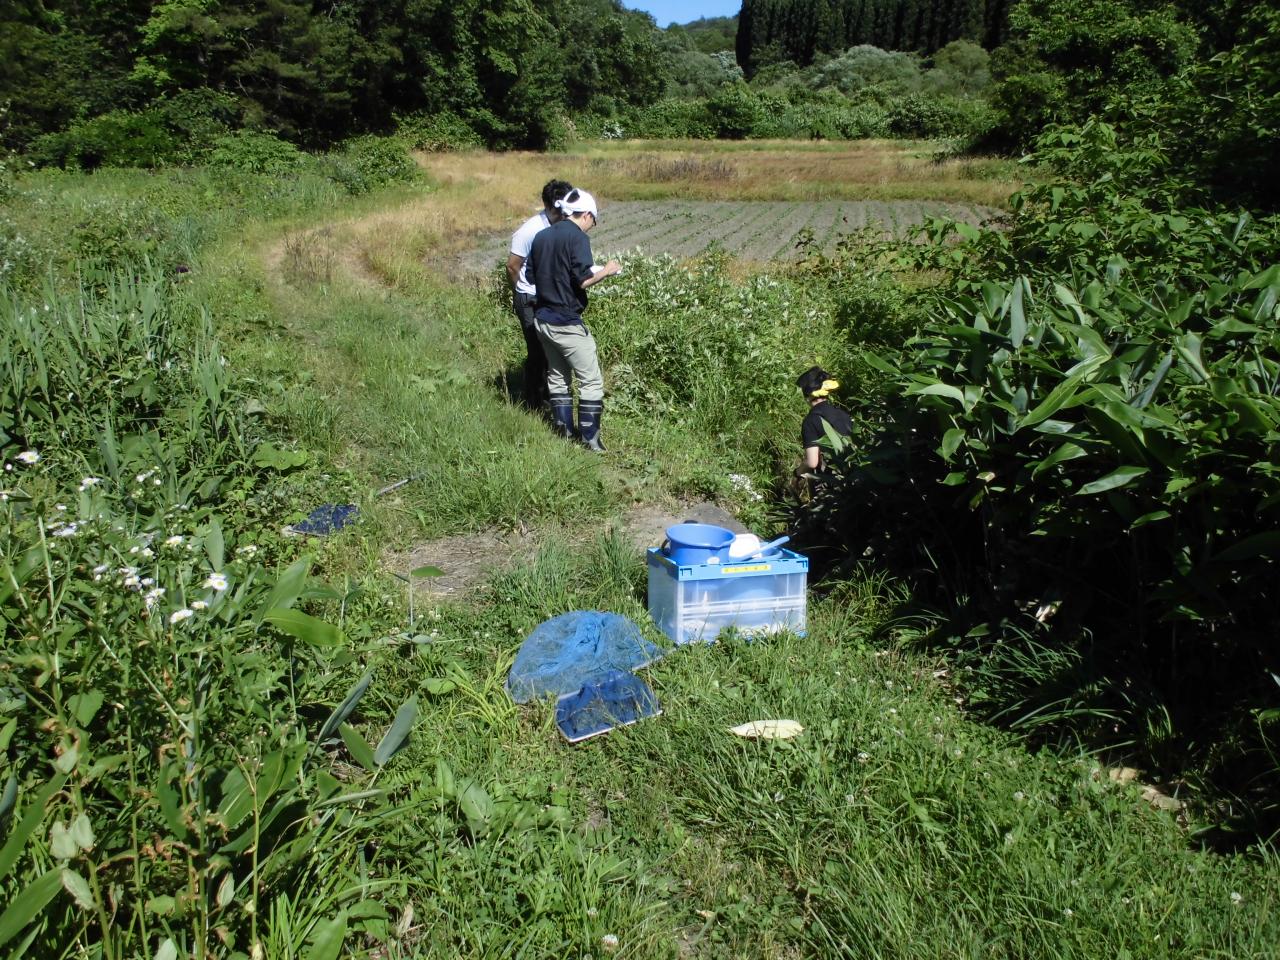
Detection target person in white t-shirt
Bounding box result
[506,179,573,411]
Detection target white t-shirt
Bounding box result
[510,210,550,296]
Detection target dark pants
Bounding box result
[513,292,548,410]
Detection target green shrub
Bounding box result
[586,252,840,436]
[621,98,716,139]
[925,39,992,98]
[154,87,241,161]
[207,130,306,175]
[987,0,1198,149]
[761,100,890,139]
[28,109,181,169]
[706,83,765,139]
[395,110,484,152]
[0,151,14,203]
[810,45,923,97]
[70,198,171,268]
[887,94,993,139]
[322,135,418,195]
[0,214,51,290]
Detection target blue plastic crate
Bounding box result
[646,547,808,645]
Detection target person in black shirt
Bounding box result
[525,188,621,451]
[796,365,853,477]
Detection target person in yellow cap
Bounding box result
[795,365,853,476]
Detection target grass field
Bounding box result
[2,140,1277,959]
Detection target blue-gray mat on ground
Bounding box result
[505,611,661,704]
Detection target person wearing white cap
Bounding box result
[525,188,622,451]
[506,179,573,411]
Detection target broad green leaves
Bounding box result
[803,160,1280,802]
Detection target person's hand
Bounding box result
[603,259,622,277]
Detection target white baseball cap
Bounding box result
[557,188,599,221]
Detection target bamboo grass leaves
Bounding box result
[905,263,1280,514]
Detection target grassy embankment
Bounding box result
[2,142,1277,958]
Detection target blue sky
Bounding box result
[624,0,741,28]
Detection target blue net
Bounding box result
[505,611,661,704]
[555,670,661,743]
[291,503,358,536]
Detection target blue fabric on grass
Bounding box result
[555,670,660,743]
[506,611,660,704]
[292,503,358,536]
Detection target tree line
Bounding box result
[0,0,666,152]
[735,0,1012,76]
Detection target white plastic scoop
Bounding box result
[726,534,790,560]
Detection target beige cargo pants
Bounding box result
[534,320,604,401]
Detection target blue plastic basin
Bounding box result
[662,523,734,565]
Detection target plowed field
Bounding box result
[458,199,999,274]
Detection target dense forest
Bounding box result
[0,0,667,152]
[735,0,1011,75]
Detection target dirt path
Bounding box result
[386,500,748,600]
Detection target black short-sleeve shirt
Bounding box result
[801,401,853,448]
[526,219,594,322]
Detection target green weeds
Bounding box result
[1,142,1277,959]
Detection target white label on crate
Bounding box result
[721,564,771,573]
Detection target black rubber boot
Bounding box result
[520,323,549,411]
[549,394,576,440]
[577,400,605,452]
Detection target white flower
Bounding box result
[203,572,229,591]
[79,477,102,491]
[140,547,154,559]
[0,491,9,502]
[236,545,258,557]
[54,503,66,512]
[1230,892,1243,904]
[164,535,184,547]
[169,608,194,624]
[191,600,209,611]
[144,587,166,607]
[1063,908,1073,918]
[53,523,78,537]
[1013,791,1026,802]
[857,752,870,763]
[16,450,39,465]
[600,934,619,953]
[93,564,108,574]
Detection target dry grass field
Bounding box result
[567,139,1020,206]
[366,140,1019,282]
